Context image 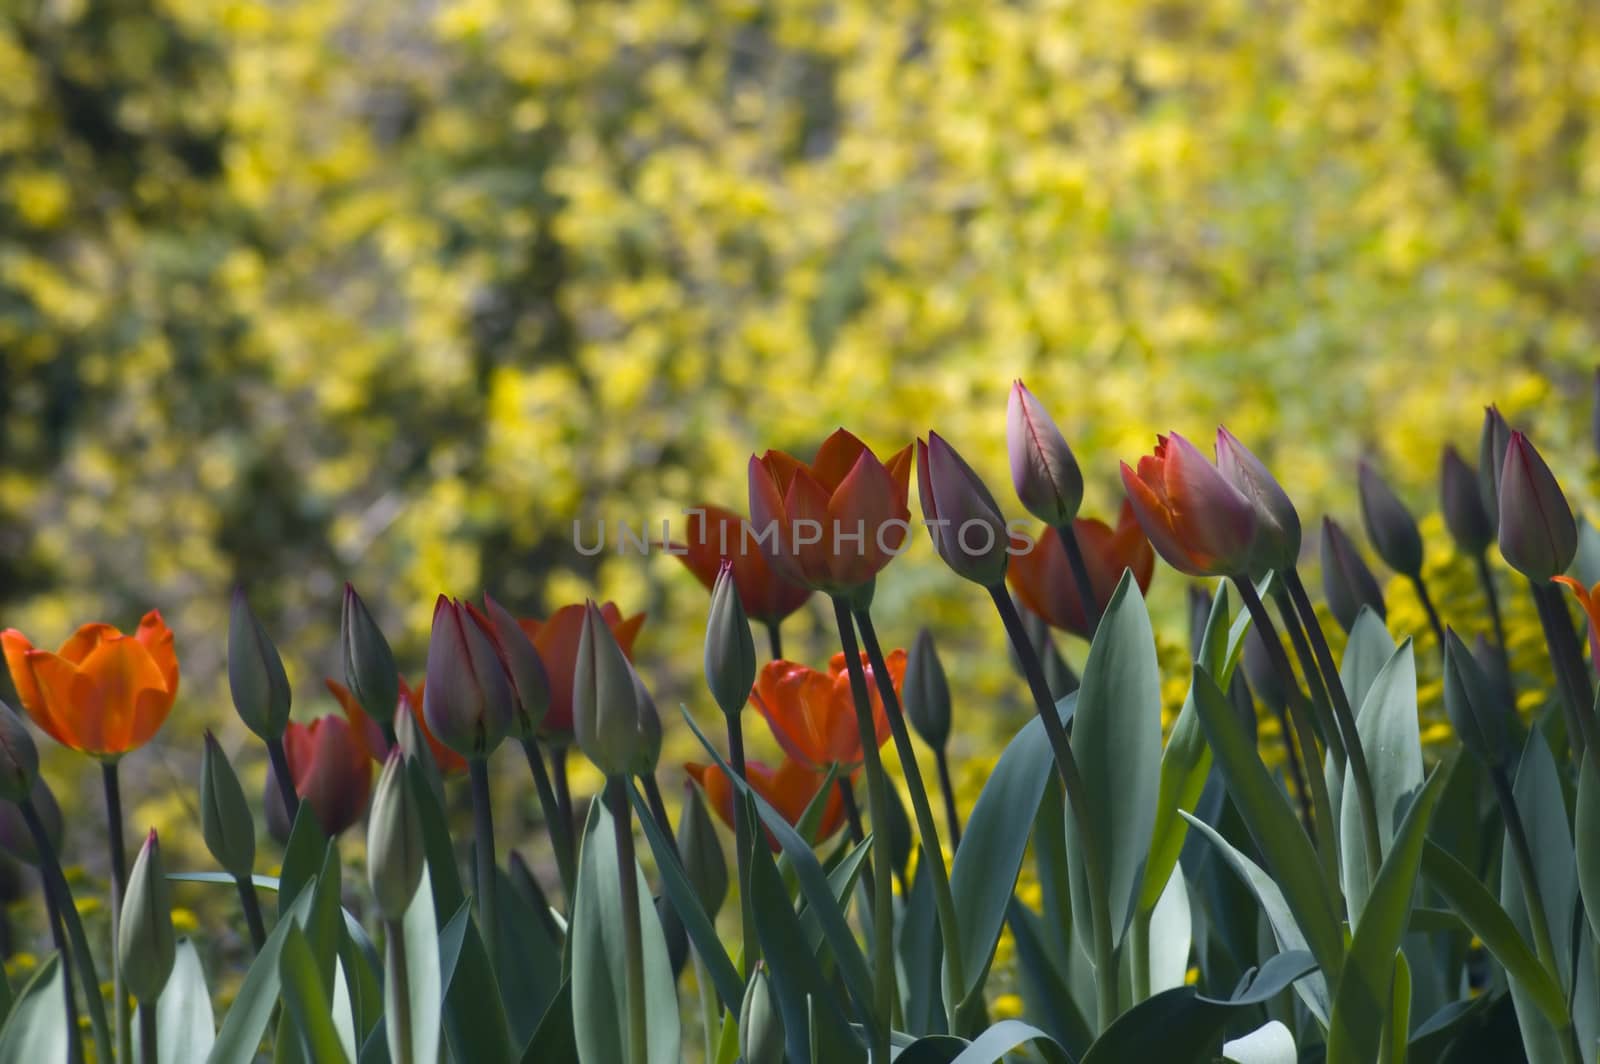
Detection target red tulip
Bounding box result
[685,758,848,850]
[266,714,372,838]
[749,652,902,773]
[328,677,468,776]
[1120,433,1257,577]
[1008,501,1156,638]
[518,602,645,736]
[675,504,812,625]
[747,429,913,593]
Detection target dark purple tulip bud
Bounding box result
[1443,628,1510,767]
[342,583,400,734]
[424,596,515,759]
[1440,445,1494,555]
[1321,517,1387,633]
[1007,380,1084,527]
[0,776,63,867]
[228,587,291,741]
[1478,406,1512,531]
[902,628,951,752]
[1215,427,1301,573]
[1241,624,1286,714]
[1186,586,1213,660]
[0,700,37,803]
[573,601,658,777]
[481,593,550,739]
[1358,460,1424,577]
[918,432,1012,588]
[1498,432,1577,582]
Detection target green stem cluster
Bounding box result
[608,778,650,1064]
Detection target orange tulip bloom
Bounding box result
[750,651,902,772]
[1554,577,1600,669]
[747,429,914,593]
[266,714,372,838]
[328,677,468,776]
[2,611,179,759]
[1008,501,1156,639]
[1120,433,1258,577]
[674,503,812,625]
[685,758,848,849]
[518,602,644,736]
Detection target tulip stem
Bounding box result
[101,761,133,1064]
[521,737,578,911]
[21,796,111,1064]
[1056,523,1104,638]
[765,619,783,662]
[835,777,878,910]
[468,759,499,968]
[1269,582,1346,766]
[264,738,301,822]
[692,952,717,1064]
[934,748,963,851]
[138,1003,159,1064]
[1410,574,1447,654]
[830,595,896,1060]
[1283,568,1386,888]
[989,585,1117,1033]
[235,873,268,951]
[640,774,677,847]
[384,917,415,1064]
[854,607,969,1019]
[608,777,650,1064]
[724,709,760,975]
[1529,580,1600,775]
[1475,552,1512,666]
[551,745,577,860]
[38,864,83,1064]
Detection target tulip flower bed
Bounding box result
[1,382,1600,1064]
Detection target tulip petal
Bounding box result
[77,636,171,755]
[784,465,838,588]
[811,429,871,493]
[2,631,46,723]
[1121,460,1204,576]
[23,651,102,753]
[56,623,120,665]
[328,678,390,762]
[135,611,179,700]
[749,455,805,586]
[1161,432,1256,571]
[827,449,903,588]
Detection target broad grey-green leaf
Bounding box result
[1147,867,1192,994]
[157,939,217,1063]
[1577,759,1600,945]
[208,879,318,1064]
[388,864,441,1064]
[1340,608,1397,713]
[1340,639,1422,922]
[1222,1020,1295,1064]
[0,954,66,1064]
[278,925,351,1063]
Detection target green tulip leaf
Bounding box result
[279,924,352,1063]
[156,939,217,1063]
[1340,638,1422,923]
[0,954,66,1064]
[208,880,318,1064]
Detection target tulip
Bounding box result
[675,504,812,629]
[677,781,728,920]
[902,628,951,753]
[1357,460,1424,578]
[330,677,468,776]
[573,601,660,778]
[1442,629,1510,767]
[424,596,516,760]
[2,610,178,759]
[1320,517,1387,633]
[739,965,785,1064]
[368,750,425,921]
[518,602,645,736]
[1008,501,1155,640]
[1498,432,1577,582]
[706,561,757,718]
[1006,380,1084,527]
[341,584,400,734]
[1440,445,1494,556]
[0,700,37,803]
[748,653,900,774]
[1479,405,1512,528]
[119,830,174,1005]
[480,594,550,739]
[747,428,914,593]
[916,432,1012,587]
[200,732,254,883]
[1555,576,1600,668]
[1120,434,1257,577]
[227,588,291,740]
[685,758,848,849]
[265,714,373,839]
[1215,427,1301,573]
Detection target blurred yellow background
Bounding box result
[3,0,1599,975]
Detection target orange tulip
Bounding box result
[1554,577,1600,670]
[327,677,468,776]
[1008,501,1156,639]
[1120,433,1258,577]
[518,602,645,736]
[674,503,812,625]
[747,429,914,593]
[685,758,848,850]
[265,714,372,838]
[749,652,902,772]
[2,611,179,759]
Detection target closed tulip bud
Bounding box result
[1498,432,1577,582]
[394,706,446,806]
[227,588,291,741]
[739,965,785,1064]
[200,732,255,881]
[1186,586,1213,660]
[0,700,37,803]
[1358,460,1424,577]
[1443,629,1510,766]
[1215,427,1302,573]
[630,671,663,776]
[902,628,951,751]
[368,750,424,921]
[1007,380,1084,527]
[705,561,756,717]
[119,830,175,1004]
[342,584,400,735]
[1440,446,1493,555]
[1479,406,1512,528]
[918,432,1012,587]
[482,594,550,738]
[0,776,63,867]
[424,596,515,759]
[574,601,655,777]
[1321,518,1387,633]
[1241,625,1286,714]
[677,782,727,919]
